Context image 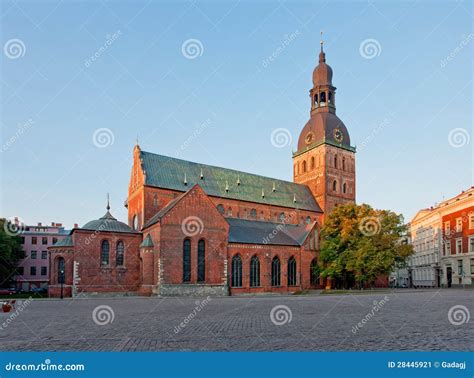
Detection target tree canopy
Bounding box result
[319,203,413,288]
[0,218,25,288]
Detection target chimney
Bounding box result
[74,223,78,228]
[37,222,42,226]
[51,222,55,226]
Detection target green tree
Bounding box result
[319,204,413,288]
[0,218,25,288]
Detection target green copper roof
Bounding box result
[227,218,313,246]
[51,234,74,247]
[139,234,154,248]
[81,211,137,234]
[140,151,321,212]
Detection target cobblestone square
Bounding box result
[0,290,472,351]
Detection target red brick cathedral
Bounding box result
[49,44,356,297]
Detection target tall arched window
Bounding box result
[310,258,319,286]
[310,157,315,169]
[271,256,281,287]
[288,256,297,286]
[314,93,318,106]
[302,160,307,172]
[101,240,109,266]
[116,241,124,266]
[217,204,225,214]
[342,157,346,171]
[183,239,191,282]
[197,239,205,282]
[279,212,286,222]
[334,154,338,168]
[132,215,138,230]
[250,255,260,287]
[57,257,65,284]
[332,180,337,192]
[343,183,347,194]
[250,209,257,219]
[231,255,242,287]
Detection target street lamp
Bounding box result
[60,269,65,299]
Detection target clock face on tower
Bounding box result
[305,132,314,145]
[333,128,344,143]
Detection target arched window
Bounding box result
[320,91,326,104]
[302,160,307,172]
[342,157,346,171]
[228,207,233,216]
[217,204,225,214]
[116,241,124,266]
[314,93,318,106]
[101,240,109,266]
[132,215,138,230]
[231,255,242,287]
[334,154,338,168]
[305,216,311,224]
[57,257,65,284]
[328,91,333,103]
[288,257,297,286]
[310,258,319,286]
[343,183,347,194]
[197,239,205,282]
[332,180,337,192]
[250,255,260,287]
[250,209,257,219]
[310,157,315,169]
[153,194,158,207]
[271,256,281,287]
[183,239,191,282]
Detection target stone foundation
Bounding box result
[159,284,229,297]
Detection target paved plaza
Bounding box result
[0,290,472,351]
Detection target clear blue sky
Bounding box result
[1,0,472,229]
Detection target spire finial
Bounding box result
[319,30,326,63]
[106,193,110,211]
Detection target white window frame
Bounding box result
[456,218,463,232]
[470,215,474,229]
[469,236,474,253]
[456,238,463,254]
[444,221,450,234]
[445,242,451,256]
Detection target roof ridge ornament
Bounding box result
[184,173,188,186]
[272,182,276,192]
[225,180,229,192]
[262,188,265,198]
[237,176,241,186]
[293,193,297,203]
[319,30,326,63]
[200,168,204,179]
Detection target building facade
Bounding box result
[49,44,358,297]
[404,187,474,288]
[15,220,71,291]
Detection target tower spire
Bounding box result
[106,193,110,211]
[319,30,326,63]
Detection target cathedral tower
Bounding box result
[293,39,356,217]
